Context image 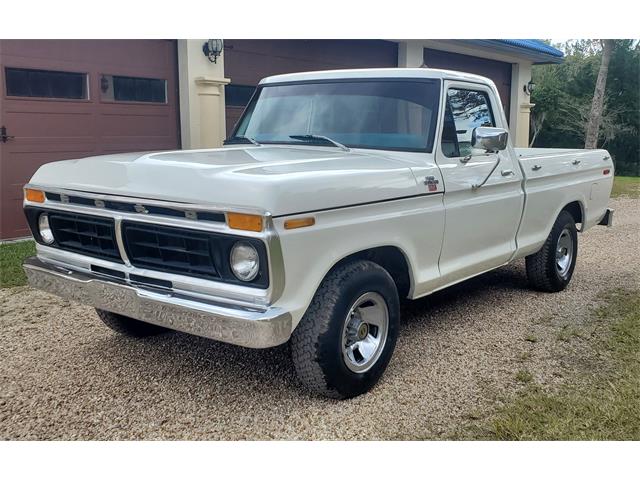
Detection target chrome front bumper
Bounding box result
[23,257,292,348]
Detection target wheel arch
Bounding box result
[561,200,585,230]
[326,245,414,299]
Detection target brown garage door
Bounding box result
[0,40,180,239]
[424,48,512,122]
[223,40,399,137]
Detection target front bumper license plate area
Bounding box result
[23,257,291,348]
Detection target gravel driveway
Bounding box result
[1,197,638,440]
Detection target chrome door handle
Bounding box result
[501,169,514,176]
[532,164,542,171]
[572,159,581,165]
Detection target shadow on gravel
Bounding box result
[93,331,296,384]
[79,262,530,402]
[401,261,529,326]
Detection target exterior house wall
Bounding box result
[177,40,229,149]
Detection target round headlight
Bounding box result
[38,213,54,245]
[230,241,259,282]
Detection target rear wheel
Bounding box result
[96,309,169,337]
[291,260,400,399]
[526,210,578,292]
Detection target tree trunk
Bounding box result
[529,111,546,147]
[584,39,614,148]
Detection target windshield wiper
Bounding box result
[289,134,350,152]
[225,136,261,146]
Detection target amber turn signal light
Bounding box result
[226,212,264,232]
[284,217,315,230]
[25,188,45,203]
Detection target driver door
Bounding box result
[435,81,524,285]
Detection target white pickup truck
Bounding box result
[23,68,614,398]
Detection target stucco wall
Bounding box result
[177,40,229,149]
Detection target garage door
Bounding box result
[424,48,512,122]
[223,40,399,137]
[0,40,180,239]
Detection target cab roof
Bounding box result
[259,68,496,87]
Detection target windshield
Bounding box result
[230,80,441,152]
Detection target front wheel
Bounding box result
[526,210,578,292]
[291,260,400,399]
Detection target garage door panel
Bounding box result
[225,40,398,86]
[97,112,174,137]
[5,110,94,137]
[0,40,179,239]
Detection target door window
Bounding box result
[441,88,495,158]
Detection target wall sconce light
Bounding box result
[100,75,109,93]
[202,39,224,63]
[523,80,536,95]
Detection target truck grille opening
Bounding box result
[48,212,122,262]
[122,222,220,280]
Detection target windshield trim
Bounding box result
[226,78,442,153]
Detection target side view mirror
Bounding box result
[471,127,508,152]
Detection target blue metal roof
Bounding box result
[495,39,564,58]
[464,39,564,64]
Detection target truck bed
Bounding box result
[513,147,614,258]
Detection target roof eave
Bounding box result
[466,40,564,64]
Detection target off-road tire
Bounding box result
[96,309,169,337]
[526,210,578,292]
[291,260,400,399]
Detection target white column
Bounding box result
[509,62,535,147]
[177,40,230,149]
[397,41,424,67]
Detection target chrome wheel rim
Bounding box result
[556,228,573,278]
[341,292,389,373]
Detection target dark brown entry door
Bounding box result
[424,48,512,122]
[0,40,180,239]
[223,40,399,137]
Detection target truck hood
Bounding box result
[30,146,423,216]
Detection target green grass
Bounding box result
[611,175,639,198]
[481,289,640,440]
[0,240,35,288]
[515,369,534,384]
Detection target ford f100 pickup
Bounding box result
[22,68,614,398]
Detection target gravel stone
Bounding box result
[1,197,637,440]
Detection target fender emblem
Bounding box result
[423,176,439,192]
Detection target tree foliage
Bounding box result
[530,40,639,176]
